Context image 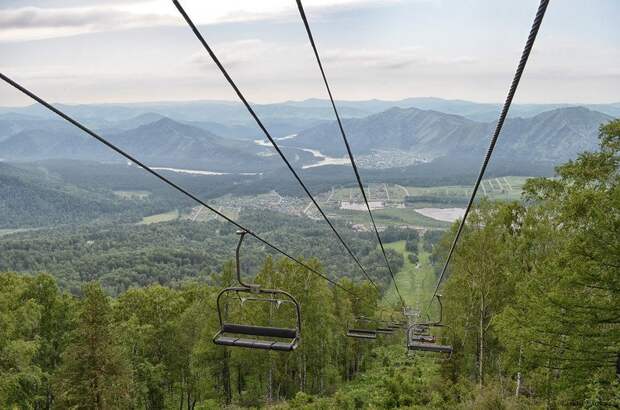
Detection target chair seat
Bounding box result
[222,323,297,339]
[346,330,377,339]
[214,335,296,351]
[409,335,436,343]
[408,341,452,354]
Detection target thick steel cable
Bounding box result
[0,72,364,298]
[295,0,406,308]
[425,0,550,313]
[172,0,380,292]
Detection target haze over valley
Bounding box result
[0,97,615,233]
[1,98,615,173]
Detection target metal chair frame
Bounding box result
[213,231,302,351]
[406,295,453,356]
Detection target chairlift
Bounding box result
[346,316,397,339]
[213,231,301,351]
[346,328,377,340]
[346,317,378,339]
[372,315,397,335]
[409,334,436,343]
[406,295,453,355]
[402,305,420,319]
[387,312,407,330]
[375,323,396,335]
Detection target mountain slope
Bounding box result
[0,117,279,172]
[108,117,271,171]
[3,99,619,125]
[290,106,613,162]
[0,162,130,228]
[0,125,107,160]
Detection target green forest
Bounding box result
[0,121,618,409]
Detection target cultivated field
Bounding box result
[139,210,179,225]
[163,177,531,229]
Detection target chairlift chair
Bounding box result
[387,312,407,330]
[407,325,453,355]
[346,328,377,340]
[213,231,301,351]
[406,295,453,355]
[411,324,431,336]
[374,316,397,335]
[409,334,436,343]
[346,317,378,340]
[408,340,453,354]
[375,324,396,335]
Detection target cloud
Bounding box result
[0,0,403,43]
[322,47,477,71]
[0,5,176,42]
[188,39,279,69]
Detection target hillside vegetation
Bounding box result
[0,120,617,408]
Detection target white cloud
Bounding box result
[188,39,282,69]
[0,5,177,42]
[0,0,402,43]
[322,47,478,71]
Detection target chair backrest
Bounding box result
[214,286,301,347]
[212,231,302,351]
[222,323,297,339]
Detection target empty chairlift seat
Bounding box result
[411,325,431,336]
[409,334,436,343]
[375,326,395,335]
[346,317,379,340]
[408,340,453,354]
[346,328,377,340]
[406,295,453,355]
[213,231,301,352]
[213,291,301,351]
[406,325,453,355]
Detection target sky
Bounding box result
[0,0,618,107]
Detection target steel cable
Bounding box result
[425,0,550,313]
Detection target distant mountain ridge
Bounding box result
[289,106,613,162]
[2,97,618,124]
[0,105,614,174]
[0,117,278,172]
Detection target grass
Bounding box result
[334,207,449,229]
[185,206,240,222]
[0,228,34,237]
[381,240,438,315]
[139,210,179,225]
[113,190,150,200]
[329,177,529,205]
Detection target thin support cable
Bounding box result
[295,0,406,308]
[172,0,380,293]
[425,0,550,313]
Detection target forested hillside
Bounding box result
[0,211,410,294]
[0,121,618,408]
[290,106,612,161]
[0,162,175,228]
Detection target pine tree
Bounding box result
[54,282,132,409]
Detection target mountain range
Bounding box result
[0,117,285,172]
[0,103,615,174]
[289,106,613,162]
[2,97,618,125]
